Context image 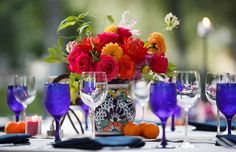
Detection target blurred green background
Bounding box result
[1,0,236,117]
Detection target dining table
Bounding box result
[0,117,235,152]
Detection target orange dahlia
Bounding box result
[148,32,166,55]
[122,37,147,64]
[101,43,123,60]
[104,24,118,33]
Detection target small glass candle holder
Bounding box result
[25,115,42,136]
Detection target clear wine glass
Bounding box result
[173,70,201,148]
[80,72,108,138]
[149,82,177,148]
[13,75,36,116]
[216,83,236,135]
[129,79,150,121]
[43,83,71,142]
[7,85,25,122]
[205,72,230,135]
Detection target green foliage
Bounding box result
[106,14,115,23]
[69,73,80,105]
[43,45,68,63]
[166,62,176,77]
[57,12,93,38]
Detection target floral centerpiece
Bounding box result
[44,11,179,133]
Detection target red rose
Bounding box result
[122,37,147,64]
[96,55,119,82]
[75,52,94,73]
[98,32,119,47]
[150,55,168,74]
[67,46,94,74]
[118,55,135,80]
[67,45,82,73]
[117,27,132,43]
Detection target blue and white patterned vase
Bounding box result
[95,81,136,134]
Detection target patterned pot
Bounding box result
[95,81,136,134]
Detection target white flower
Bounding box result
[119,11,141,35]
[66,41,77,53]
[164,12,180,31]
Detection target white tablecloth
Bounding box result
[0,126,235,152]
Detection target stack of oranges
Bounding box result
[4,121,25,134]
[122,122,160,139]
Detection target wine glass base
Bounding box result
[155,144,175,149]
[180,142,195,148]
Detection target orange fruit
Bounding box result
[5,121,25,134]
[142,123,160,139]
[18,121,26,133]
[123,122,140,136]
[138,122,148,136]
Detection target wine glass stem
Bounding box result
[226,116,232,135]
[141,105,145,122]
[85,111,89,130]
[171,114,175,132]
[15,112,20,122]
[23,109,26,120]
[55,117,61,142]
[161,120,167,148]
[91,107,96,139]
[184,108,189,143]
[216,108,221,135]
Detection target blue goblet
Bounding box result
[7,85,24,122]
[216,83,236,135]
[43,83,70,142]
[149,82,177,148]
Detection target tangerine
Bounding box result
[123,122,140,136]
[138,122,148,136]
[142,123,160,139]
[5,121,25,134]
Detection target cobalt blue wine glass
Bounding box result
[216,83,236,135]
[7,85,24,122]
[43,83,71,142]
[149,82,177,148]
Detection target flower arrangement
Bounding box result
[44,11,179,103]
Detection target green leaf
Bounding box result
[77,12,89,20]
[57,21,76,33]
[167,62,176,71]
[90,50,100,62]
[144,41,149,48]
[57,38,63,48]
[89,37,95,49]
[43,45,67,63]
[69,73,80,105]
[107,15,114,23]
[66,16,78,22]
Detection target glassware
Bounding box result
[80,72,108,138]
[129,79,150,121]
[173,70,201,148]
[216,83,236,135]
[43,83,70,142]
[149,82,177,148]
[13,75,36,110]
[205,73,230,135]
[7,85,24,122]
